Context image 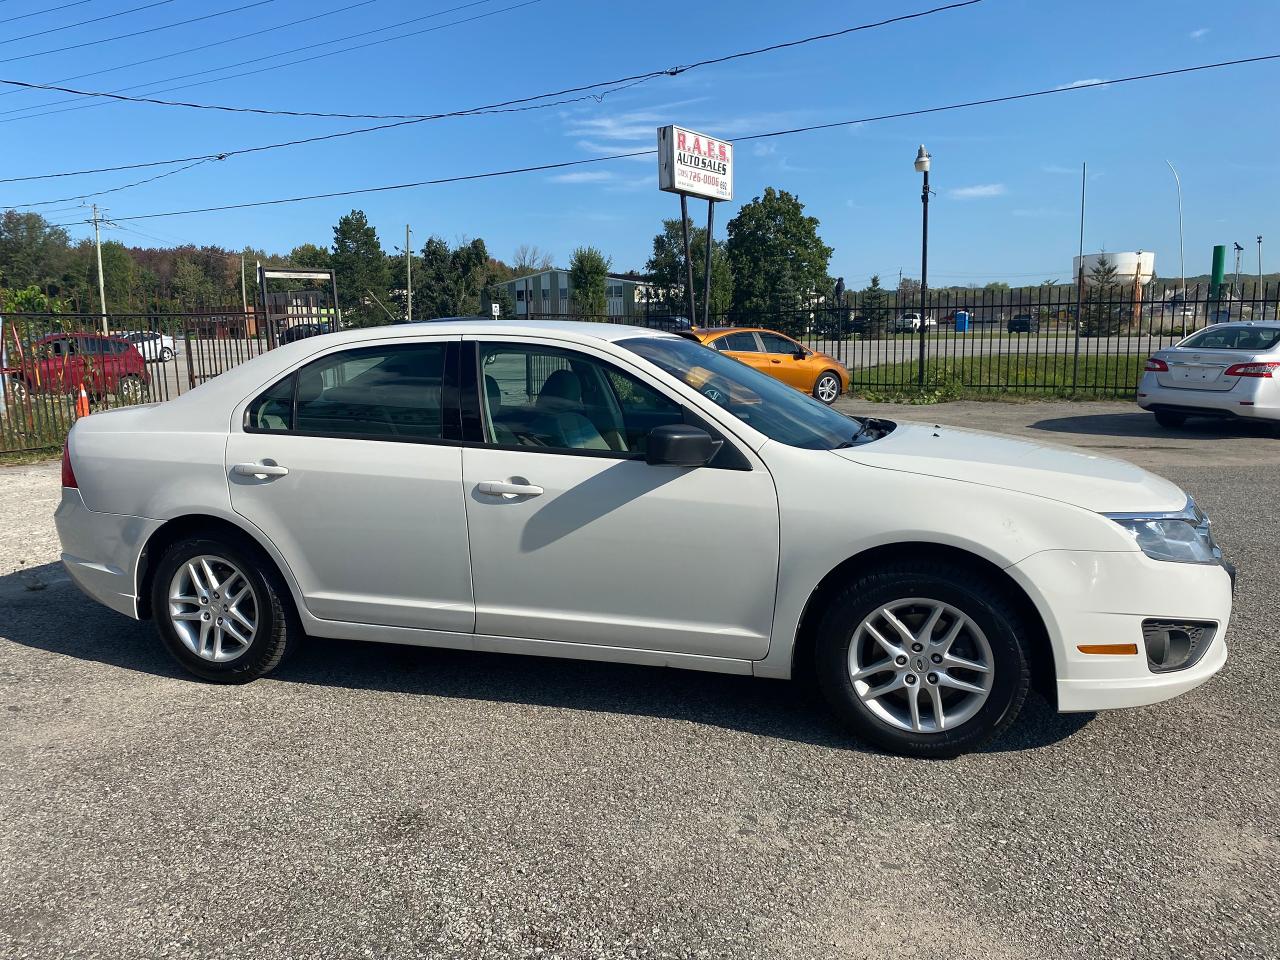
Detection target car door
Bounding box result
[756,331,812,390]
[225,337,475,633]
[461,336,780,659]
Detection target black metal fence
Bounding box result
[0,309,301,455]
[534,281,1279,399]
[4,282,1276,455]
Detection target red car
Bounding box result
[6,332,150,403]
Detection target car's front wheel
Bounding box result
[159,347,174,362]
[151,536,295,683]
[814,561,1032,757]
[1154,410,1187,429]
[813,371,841,405]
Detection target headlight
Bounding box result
[1105,498,1221,564]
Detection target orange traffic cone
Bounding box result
[75,384,90,418]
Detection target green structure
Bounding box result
[1210,244,1226,300]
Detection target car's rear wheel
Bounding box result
[814,561,1032,757]
[1154,410,1187,429]
[151,536,294,683]
[813,371,841,405]
[159,347,174,362]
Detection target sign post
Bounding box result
[658,125,733,327]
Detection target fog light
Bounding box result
[1141,620,1216,673]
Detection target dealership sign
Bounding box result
[658,125,733,202]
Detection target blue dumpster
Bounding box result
[954,309,970,332]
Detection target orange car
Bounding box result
[685,327,850,404]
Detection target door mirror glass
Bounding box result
[645,424,718,467]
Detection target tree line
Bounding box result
[0,186,919,326]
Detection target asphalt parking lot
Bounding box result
[1,401,1277,960]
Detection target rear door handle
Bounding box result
[477,480,544,499]
[232,462,290,479]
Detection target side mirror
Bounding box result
[792,348,807,359]
[646,424,719,467]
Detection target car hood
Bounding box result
[834,421,1185,513]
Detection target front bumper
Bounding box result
[1136,372,1276,420]
[54,487,159,619]
[1007,548,1232,712]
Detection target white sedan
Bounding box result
[1139,321,1280,428]
[55,321,1233,756]
[121,330,178,362]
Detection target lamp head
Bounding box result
[914,145,931,174]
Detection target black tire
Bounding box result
[814,560,1033,758]
[1154,410,1187,429]
[116,374,147,404]
[150,535,295,683]
[159,347,174,362]
[813,371,842,405]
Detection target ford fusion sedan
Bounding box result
[1138,321,1280,428]
[686,326,849,404]
[56,321,1232,757]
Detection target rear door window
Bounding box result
[247,343,451,441]
[716,332,760,352]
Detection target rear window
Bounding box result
[1179,325,1280,351]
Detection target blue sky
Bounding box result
[3,0,1277,285]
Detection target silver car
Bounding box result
[1138,321,1280,428]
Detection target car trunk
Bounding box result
[1156,352,1248,392]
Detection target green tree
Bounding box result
[414,236,498,318]
[726,187,832,321]
[1081,255,1123,337]
[330,209,390,327]
[0,210,72,291]
[172,256,214,307]
[568,246,610,318]
[645,218,732,318]
[860,274,889,337]
[289,243,331,269]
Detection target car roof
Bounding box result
[312,318,680,344]
[691,326,788,337]
[1189,320,1280,329]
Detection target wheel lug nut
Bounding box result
[202,612,210,620]
[200,596,207,604]
[895,655,908,666]
[905,674,917,685]
[927,673,938,684]
[931,653,942,664]
[911,642,924,652]
[216,617,223,624]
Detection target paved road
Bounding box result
[1,402,1276,959]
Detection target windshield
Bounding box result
[620,336,889,450]
[1178,325,1280,351]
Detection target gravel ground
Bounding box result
[1,403,1277,960]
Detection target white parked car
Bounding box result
[55,321,1233,756]
[893,313,936,332]
[121,330,177,362]
[1139,321,1280,428]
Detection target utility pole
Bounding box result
[405,224,413,322]
[91,203,108,334]
[1258,235,1265,294]
[240,254,249,314]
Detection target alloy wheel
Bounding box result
[167,555,259,662]
[847,597,994,734]
[816,374,840,404]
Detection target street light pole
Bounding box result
[405,225,413,323]
[1258,234,1264,294]
[1165,160,1186,335]
[91,203,108,334]
[915,145,931,388]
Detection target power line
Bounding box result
[0,1,96,27]
[0,0,528,122]
[0,76,653,193]
[0,0,380,101]
[1,0,173,45]
[0,0,983,120]
[0,0,279,66]
[9,49,1278,198]
[6,158,216,208]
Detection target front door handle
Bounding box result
[232,462,290,479]
[477,480,544,499]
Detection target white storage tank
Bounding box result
[1073,251,1155,286]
